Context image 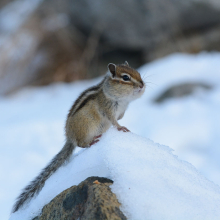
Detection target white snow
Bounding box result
[1,52,220,219]
[9,129,220,220]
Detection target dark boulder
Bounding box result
[33,177,127,220]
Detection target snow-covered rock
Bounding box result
[9,129,220,220]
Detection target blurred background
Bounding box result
[1,0,220,95]
[1,0,220,219]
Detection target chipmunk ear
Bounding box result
[107,63,116,78]
[124,61,129,66]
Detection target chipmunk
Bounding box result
[12,61,145,213]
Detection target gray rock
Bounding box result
[153,82,213,103]
[33,176,127,220]
[69,0,220,52]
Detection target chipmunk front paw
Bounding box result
[117,126,130,132]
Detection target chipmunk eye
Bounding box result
[122,75,130,81]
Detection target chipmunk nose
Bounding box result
[139,81,144,88]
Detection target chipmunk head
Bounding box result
[104,61,145,101]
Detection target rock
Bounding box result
[69,0,220,58]
[153,82,213,103]
[32,177,127,220]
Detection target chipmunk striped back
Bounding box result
[67,78,105,118]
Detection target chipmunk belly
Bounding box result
[115,101,128,119]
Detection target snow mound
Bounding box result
[9,128,220,220]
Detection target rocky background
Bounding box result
[1,0,220,95]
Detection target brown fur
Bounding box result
[12,62,145,213]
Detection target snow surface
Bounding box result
[1,52,220,219]
[9,129,220,220]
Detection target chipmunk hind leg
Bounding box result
[70,109,104,147]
